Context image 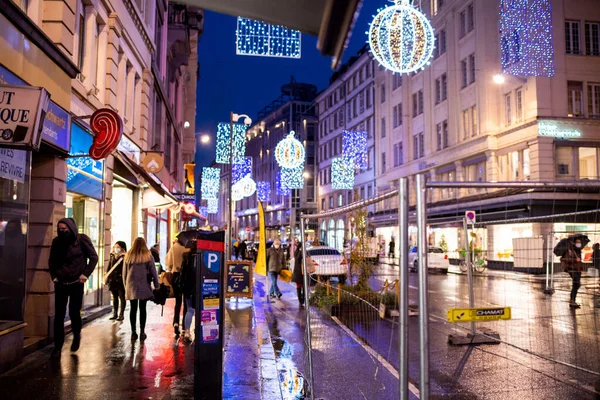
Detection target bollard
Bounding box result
[326,279,331,296]
[337,285,341,304]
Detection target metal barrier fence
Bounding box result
[296,177,600,399]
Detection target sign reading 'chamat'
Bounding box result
[0,84,50,150]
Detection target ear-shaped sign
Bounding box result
[89,108,123,160]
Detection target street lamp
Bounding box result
[492,74,506,85]
[228,112,252,260]
[302,171,310,179]
[200,134,210,144]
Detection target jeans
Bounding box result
[269,272,281,296]
[569,271,582,301]
[173,273,187,326]
[109,285,125,317]
[54,282,84,349]
[184,297,195,331]
[129,299,148,333]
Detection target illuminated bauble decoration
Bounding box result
[275,131,305,169]
[239,176,257,197]
[368,0,435,74]
[231,184,244,201]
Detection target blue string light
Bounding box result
[200,167,220,200]
[216,122,247,164]
[281,165,304,189]
[332,157,355,190]
[499,0,555,77]
[257,181,271,202]
[276,172,291,196]
[232,157,252,185]
[236,17,301,59]
[199,206,208,218]
[342,130,368,169]
[207,198,218,214]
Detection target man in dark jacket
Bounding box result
[266,239,285,298]
[49,218,98,358]
[291,238,305,307]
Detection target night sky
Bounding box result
[194,1,381,167]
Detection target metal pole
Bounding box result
[549,232,555,291]
[415,174,430,398]
[463,218,475,334]
[300,217,315,400]
[228,112,234,260]
[398,177,409,400]
[545,233,551,291]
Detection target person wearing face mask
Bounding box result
[48,218,98,358]
[266,239,286,299]
[561,238,585,308]
[106,241,127,321]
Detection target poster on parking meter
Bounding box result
[0,85,50,150]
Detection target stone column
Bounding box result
[104,13,123,110]
[96,24,109,101]
[140,68,153,149]
[454,160,465,198]
[486,150,498,182]
[83,5,98,91]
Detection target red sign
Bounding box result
[89,108,123,160]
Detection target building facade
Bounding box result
[315,46,376,251]
[373,0,600,267]
[0,0,200,372]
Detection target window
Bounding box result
[412,93,418,117]
[568,81,583,117]
[360,91,365,113]
[460,9,467,38]
[416,90,424,115]
[566,21,581,55]
[461,59,468,88]
[153,95,163,149]
[432,0,444,15]
[367,185,373,198]
[435,78,441,104]
[381,152,387,173]
[321,198,325,211]
[505,93,512,126]
[165,122,172,170]
[338,194,343,207]
[393,74,402,90]
[360,187,365,200]
[329,196,334,209]
[381,117,386,138]
[333,113,338,129]
[469,54,475,84]
[556,146,573,177]
[516,88,524,122]
[436,123,442,150]
[419,132,424,158]
[588,83,600,118]
[77,14,85,70]
[441,73,447,100]
[366,87,371,108]
[393,105,399,127]
[471,106,477,137]
[586,22,600,56]
[462,109,469,140]
[467,4,474,33]
[353,97,358,117]
[440,30,447,54]
[413,135,419,160]
[380,84,386,103]
[443,120,448,148]
[579,147,598,179]
[393,142,403,167]
[396,103,402,127]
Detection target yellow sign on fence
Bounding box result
[447,307,512,323]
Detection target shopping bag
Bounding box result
[159,272,176,298]
[279,269,292,283]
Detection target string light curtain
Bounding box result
[200,167,220,200]
[236,18,301,58]
[232,157,252,185]
[499,0,555,77]
[342,130,368,169]
[281,165,304,189]
[276,171,291,196]
[216,122,247,164]
[257,181,271,202]
[207,198,219,214]
[331,157,355,190]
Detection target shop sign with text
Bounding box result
[0,147,27,183]
[0,85,49,150]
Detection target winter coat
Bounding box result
[593,247,600,269]
[291,247,304,284]
[165,242,190,273]
[106,253,125,291]
[180,251,197,303]
[239,241,247,259]
[267,246,285,273]
[49,218,98,284]
[561,246,584,273]
[123,259,159,300]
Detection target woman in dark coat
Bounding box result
[291,238,305,307]
[561,238,585,308]
[106,241,127,321]
[592,243,600,270]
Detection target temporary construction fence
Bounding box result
[294,176,600,400]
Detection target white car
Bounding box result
[408,246,449,273]
[291,246,348,283]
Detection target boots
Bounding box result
[109,310,118,320]
[297,287,305,307]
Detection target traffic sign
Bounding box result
[465,210,476,224]
[447,307,511,323]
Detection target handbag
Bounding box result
[103,257,123,286]
[305,256,316,274]
[279,269,293,283]
[159,271,176,298]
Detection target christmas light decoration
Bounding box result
[342,130,368,169]
[199,206,208,218]
[231,184,244,201]
[332,158,355,190]
[368,0,435,74]
[216,122,246,164]
[281,166,304,189]
[275,131,305,169]
[499,0,555,77]
[232,157,252,185]
[257,181,271,202]
[207,198,219,214]
[201,167,220,200]
[276,172,291,196]
[236,17,301,59]
[238,176,257,197]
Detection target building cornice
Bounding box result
[122,0,155,54]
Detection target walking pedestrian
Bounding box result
[166,235,190,336]
[291,238,305,307]
[239,239,248,260]
[123,237,159,341]
[388,237,396,259]
[561,238,585,308]
[180,242,197,344]
[233,237,240,259]
[267,239,285,299]
[592,243,600,270]
[48,218,98,358]
[106,241,127,321]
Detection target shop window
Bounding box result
[556,146,573,177]
[579,147,598,179]
[568,81,583,117]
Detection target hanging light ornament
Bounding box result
[368,0,435,74]
[239,176,257,197]
[274,131,305,169]
[231,184,244,201]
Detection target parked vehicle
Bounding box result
[408,246,449,273]
[291,246,348,284]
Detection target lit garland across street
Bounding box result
[236,18,301,59]
[207,198,218,214]
[342,130,368,169]
[368,0,435,74]
[257,181,271,202]
[216,122,247,164]
[281,165,304,189]
[332,157,355,190]
[275,131,305,169]
[276,172,291,196]
[499,0,555,77]
[200,167,220,200]
[232,157,252,185]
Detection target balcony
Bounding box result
[168,4,204,33]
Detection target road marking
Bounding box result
[331,316,420,399]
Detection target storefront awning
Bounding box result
[180,0,362,68]
[114,151,178,209]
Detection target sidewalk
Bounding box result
[1,292,282,399]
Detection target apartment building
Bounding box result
[315,46,376,251]
[373,0,600,267]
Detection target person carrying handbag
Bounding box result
[166,235,190,336]
[291,238,306,307]
[561,238,585,308]
[105,241,127,321]
[123,237,159,341]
